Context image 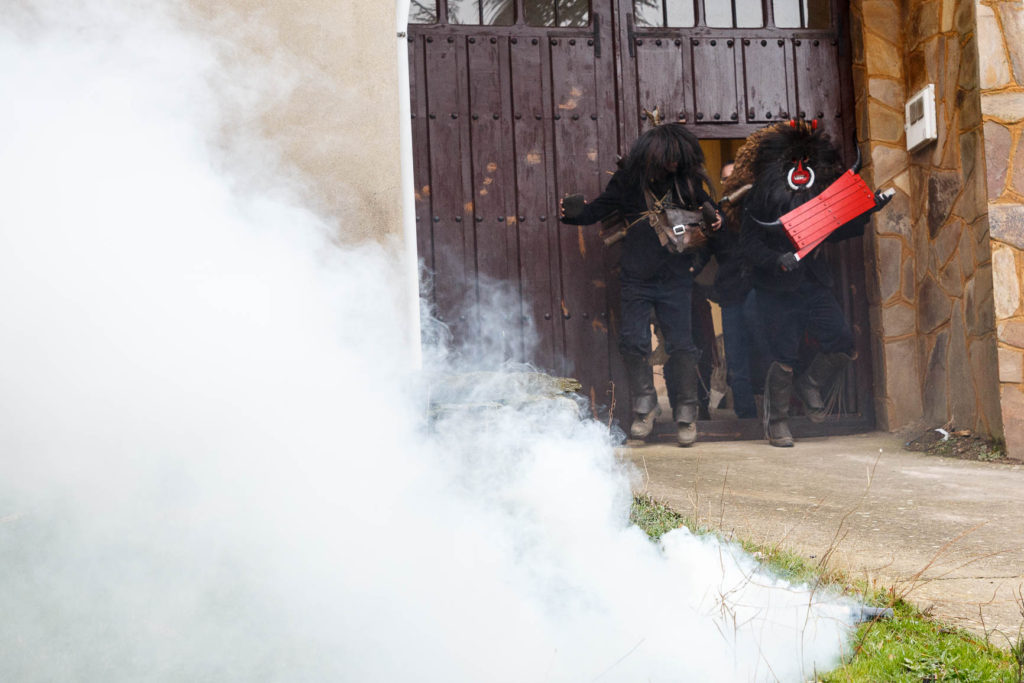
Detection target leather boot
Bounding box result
[765,362,794,447]
[622,353,660,439]
[665,351,699,447]
[795,352,851,423]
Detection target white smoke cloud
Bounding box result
[0,2,856,681]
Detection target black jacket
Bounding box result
[706,221,751,306]
[740,211,867,293]
[560,169,711,281]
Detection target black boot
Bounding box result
[795,352,851,423]
[622,353,660,439]
[665,351,699,447]
[765,362,794,447]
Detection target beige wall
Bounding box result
[187,0,405,244]
[852,0,1003,443]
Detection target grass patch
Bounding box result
[630,494,1022,682]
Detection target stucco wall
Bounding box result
[851,0,1002,440]
[187,0,404,243]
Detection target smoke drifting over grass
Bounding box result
[1,2,855,680]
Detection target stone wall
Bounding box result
[851,0,1002,439]
[979,0,1024,455]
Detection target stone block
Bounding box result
[863,0,902,44]
[995,3,1024,84]
[983,121,1010,201]
[989,203,1024,249]
[970,336,1004,437]
[999,384,1024,460]
[999,346,1024,382]
[939,256,963,294]
[885,337,924,425]
[954,0,975,41]
[981,92,1024,124]
[955,85,981,130]
[958,127,979,187]
[902,257,917,299]
[1014,135,1024,197]
[959,216,976,279]
[872,144,906,186]
[948,302,977,427]
[966,268,997,335]
[875,190,910,238]
[927,172,961,236]
[868,77,904,110]
[941,0,955,32]
[893,170,911,196]
[919,273,953,331]
[931,97,952,168]
[992,245,1021,318]
[913,0,940,45]
[958,31,981,94]
[877,235,903,301]
[999,320,1024,347]
[868,100,905,144]
[865,32,902,79]
[882,302,916,336]
[977,3,1013,89]
[921,330,949,425]
[934,217,963,266]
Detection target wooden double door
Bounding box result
[408,0,874,436]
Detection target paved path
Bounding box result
[623,431,1024,645]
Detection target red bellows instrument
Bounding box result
[779,170,879,259]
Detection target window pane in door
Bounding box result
[409,0,438,23]
[735,0,763,27]
[634,0,664,27]
[773,0,830,28]
[526,0,590,27]
[705,1,733,27]
[449,0,515,24]
[665,0,695,26]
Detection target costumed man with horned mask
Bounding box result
[728,120,892,447]
[559,121,720,447]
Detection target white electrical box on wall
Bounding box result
[905,84,937,152]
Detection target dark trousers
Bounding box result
[756,279,854,367]
[618,273,696,359]
[721,291,758,418]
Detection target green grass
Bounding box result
[630,494,1022,682]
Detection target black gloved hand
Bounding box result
[777,252,800,272]
[560,194,586,219]
[871,188,895,213]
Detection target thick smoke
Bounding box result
[0,2,856,681]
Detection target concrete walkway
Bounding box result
[623,431,1024,644]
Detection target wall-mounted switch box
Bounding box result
[905,84,937,153]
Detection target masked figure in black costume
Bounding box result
[559,123,719,446]
[733,121,890,447]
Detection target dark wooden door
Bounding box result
[408,0,622,415]
[408,0,872,436]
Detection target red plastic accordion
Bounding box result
[779,170,878,259]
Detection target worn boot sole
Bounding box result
[630,405,662,440]
[677,421,696,447]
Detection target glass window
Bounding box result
[449,0,515,25]
[773,0,830,28]
[665,0,695,26]
[409,0,438,24]
[634,0,664,27]
[526,0,590,27]
[634,0,694,28]
[735,0,764,27]
[706,0,762,27]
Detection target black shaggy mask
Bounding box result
[740,121,845,223]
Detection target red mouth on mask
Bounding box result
[787,160,815,190]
